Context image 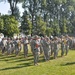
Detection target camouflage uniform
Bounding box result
[53,37,58,59]
[61,39,65,56]
[7,38,12,55]
[1,38,7,54]
[14,38,20,56]
[65,35,69,55]
[23,37,29,58]
[42,37,51,61]
[30,38,35,55]
[33,35,40,65]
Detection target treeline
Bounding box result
[0,0,75,36]
[0,14,19,36]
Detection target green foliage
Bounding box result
[41,0,47,7]
[1,0,75,35]
[46,27,53,36]
[63,18,67,33]
[53,24,60,36]
[68,6,74,11]
[21,11,32,35]
[0,17,4,31]
[36,16,46,35]
[1,15,19,36]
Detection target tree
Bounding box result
[21,0,75,35]
[0,0,24,21]
[1,15,19,36]
[35,16,46,35]
[21,11,32,35]
[46,27,53,36]
[0,14,4,32]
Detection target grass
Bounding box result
[0,48,75,75]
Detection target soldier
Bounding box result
[50,35,54,56]
[18,38,22,52]
[1,38,7,55]
[40,37,44,53]
[11,38,15,54]
[33,35,40,65]
[53,37,58,59]
[42,36,51,61]
[40,37,43,54]
[50,39,54,56]
[23,36,29,58]
[72,37,75,49]
[69,37,73,50]
[65,35,69,55]
[7,38,12,55]
[0,37,2,51]
[45,37,51,61]
[60,35,65,57]
[30,37,35,55]
[14,38,21,56]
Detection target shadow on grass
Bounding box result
[61,62,75,66]
[0,52,65,71]
[0,62,33,71]
[9,57,34,63]
[0,53,33,62]
[0,56,24,62]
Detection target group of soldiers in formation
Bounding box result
[0,34,75,65]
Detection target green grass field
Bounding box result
[0,49,75,75]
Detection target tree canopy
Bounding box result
[1,0,75,36]
[0,15,19,37]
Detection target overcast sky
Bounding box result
[0,2,24,16]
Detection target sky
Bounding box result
[0,2,24,16]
